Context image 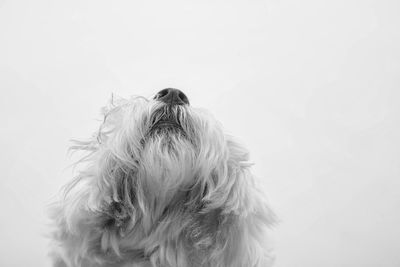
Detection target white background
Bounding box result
[1,0,399,266]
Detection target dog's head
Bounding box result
[58,88,274,266]
[74,88,252,215]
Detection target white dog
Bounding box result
[49,89,276,267]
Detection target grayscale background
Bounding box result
[0,0,399,266]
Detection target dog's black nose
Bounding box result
[154,88,189,105]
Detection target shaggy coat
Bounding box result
[49,95,275,267]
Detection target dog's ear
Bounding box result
[93,148,140,228]
[224,136,276,222]
[200,137,271,215]
[199,137,276,266]
[61,96,147,256]
[59,140,141,258]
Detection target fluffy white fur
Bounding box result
[49,94,275,267]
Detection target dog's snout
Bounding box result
[154,88,189,105]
